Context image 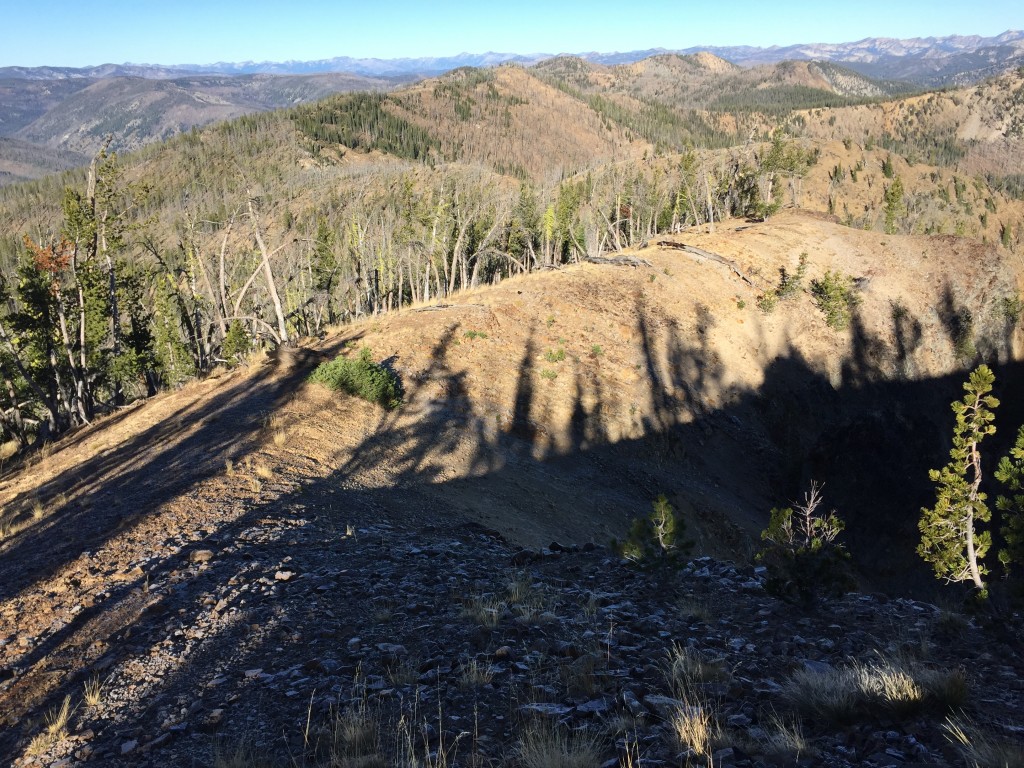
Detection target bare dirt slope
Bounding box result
[0,210,1022,763]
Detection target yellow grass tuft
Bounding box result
[516,723,604,768]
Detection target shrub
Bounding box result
[756,482,853,605]
[996,293,1024,325]
[544,347,566,363]
[810,270,860,329]
[309,348,401,409]
[221,320,252,364]
[614,494,694,567]
[757,253,808,313]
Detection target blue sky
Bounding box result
[4,0,1023,67]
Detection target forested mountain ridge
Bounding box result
[0,59,1022,457]
[0,72,400,183]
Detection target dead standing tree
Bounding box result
[245,197,290,346]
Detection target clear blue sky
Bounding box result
[4,0,1023,67]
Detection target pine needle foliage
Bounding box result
[309,347,402,409]
[810,270,860,330]
[918,365,998,595]
[615,494,694,567]
[996,424,1024,574]
[756,481,853,605]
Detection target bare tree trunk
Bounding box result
[247,198,290,345]
[1,369,27,446]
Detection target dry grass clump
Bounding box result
[755,711,813,760]
[26,695,73,756]
[663,644,729,695]
[784,656,967,724]
[325,704,385,768]
[462,594,506,627]
[515,723,604,768]
[254,461,275,481]
[82,675,104,707]
[385,657,420,686]
[670,700,722,758]
[944,716,1024,768]
[459,659,495,688]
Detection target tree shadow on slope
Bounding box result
[0,340,353,603]
[3,297,1024,762]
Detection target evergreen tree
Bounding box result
[918,365,998,595]
[884,176,906,234]
[615,494,693,567]
[312,218,337,291]
[995,424,1024,574]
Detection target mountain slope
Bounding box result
[12,72,396,157]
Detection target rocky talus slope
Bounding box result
[2,495,1023,767]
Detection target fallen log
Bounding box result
[584,255,652,267]
[652,241,755,287]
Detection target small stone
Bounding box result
[121,740,138,755]
[244,668,263,678]
[643,693,684,718]
[519,703,572,718]
[189,550,214,564]
[274,570,295,582]
[577,699,610,715]
[622,689,644,717]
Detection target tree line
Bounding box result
[0,90,818,450]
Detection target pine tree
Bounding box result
[883,176,905,234]
[615,494,693,567]
[918,365,998,595]
[995,424,1024,574]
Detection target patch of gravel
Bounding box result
[3,489,1022,767]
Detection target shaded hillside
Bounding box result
[2,210,1020,594]
[1,210,1023,764]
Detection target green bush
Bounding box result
[544,347,566,363]
[757,253,808,313]
[309,348,402,409]
[810,271,860,330]
[756,482,853,605]
[221,320,252,365]
[614,495,694,567]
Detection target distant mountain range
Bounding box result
[2,30,1023,185]
[4,30,1022,86]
